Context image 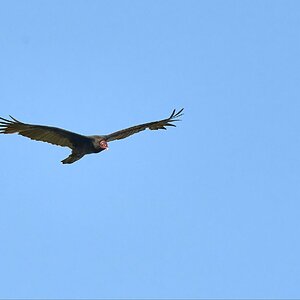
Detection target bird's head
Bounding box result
[99,139,109,150]
[91,136,109,151]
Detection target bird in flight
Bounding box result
[0,108,184,164]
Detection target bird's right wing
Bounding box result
[0,116,90,149]
[105,108,184,142]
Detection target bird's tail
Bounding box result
[61,151,84,164]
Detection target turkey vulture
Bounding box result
[0,108,184,164]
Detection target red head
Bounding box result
[99,139,109,150]
[90,136,109,152]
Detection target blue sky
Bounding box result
[0,0,299,298]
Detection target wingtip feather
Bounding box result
[9,115,21,123]
[169,109,176,119]
[169,108,184,120]
[0,116,13,123]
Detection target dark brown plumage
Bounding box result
[0,108,184,164]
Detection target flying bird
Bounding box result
[0,108,184,164]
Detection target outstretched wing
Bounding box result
[105,108,184,142]
[0,116,90,149]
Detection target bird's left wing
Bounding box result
[0,116,90,149]
[105,108,184,142]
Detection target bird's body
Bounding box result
[0,108,184,164]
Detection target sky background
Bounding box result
[0,0,299,298]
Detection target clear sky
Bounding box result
[0,0,299,298]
